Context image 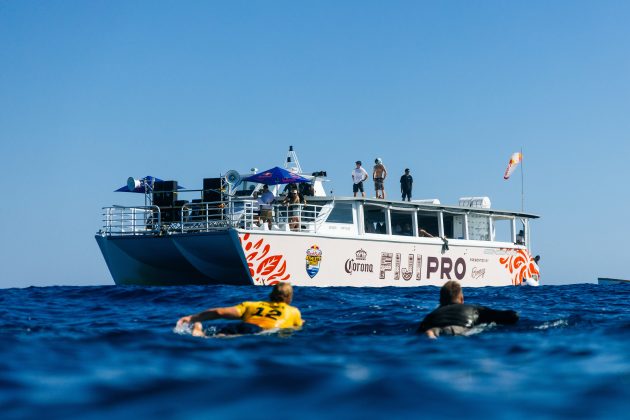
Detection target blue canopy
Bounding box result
[242,166,310,185]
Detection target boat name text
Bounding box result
[379,253,467,281]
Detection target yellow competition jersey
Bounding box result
[234,301,304,330]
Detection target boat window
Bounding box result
[325,202,354,224]
[363,205,387,234]
[468,214,490,241]
[443,212,467,240]
[391,210,414,236]
[491,215,513,242]
[417,210,439,238]
[516,218,527,245]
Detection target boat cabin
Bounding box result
[101,183,538,249]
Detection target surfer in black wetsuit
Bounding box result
[418,280,519,338]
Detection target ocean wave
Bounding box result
[0,283,629,418]
[534,319,570,330]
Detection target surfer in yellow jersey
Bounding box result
[176,282,303,337]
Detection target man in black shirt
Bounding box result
[400,168,413,201]
[418,280,519,338]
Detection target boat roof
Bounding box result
[305,196,540,219]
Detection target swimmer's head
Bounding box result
[440,280,463,306]
[269,282,293,304]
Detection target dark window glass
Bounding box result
[364,205,387,234]
[418,211,439,237]
[326,202,353,224]
[391,211,414,236]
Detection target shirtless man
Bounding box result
[373,158,387,199]
[177,282,303,337]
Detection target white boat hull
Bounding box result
[238,231,539,287]
[96,228,539,287]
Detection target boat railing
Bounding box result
[101,199,329,236]
[101,206,162,236]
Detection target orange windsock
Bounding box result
[503,152,522,180]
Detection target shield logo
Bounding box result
[305,245,322,278]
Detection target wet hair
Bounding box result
[269,282,293,303]
[440,280,463,306]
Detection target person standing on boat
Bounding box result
[176,282,304,337]
[352,161,369,197]
[418,280,519,338]
[282,184,304,231]
[259,184,275,230]
[400,168,413,201]
[300,182,315,197]
[373,158,387,199]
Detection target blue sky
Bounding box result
[1,1,629,287]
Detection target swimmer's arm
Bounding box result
[425,328,438,339]
[177,306,241,326]
[477,307,519,325]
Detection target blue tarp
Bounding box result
[242,166,310,185]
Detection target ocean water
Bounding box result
[1,284,628,419]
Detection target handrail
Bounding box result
[101,206,161,236]
[100,199,328,236]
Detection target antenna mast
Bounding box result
[285,145,302,173]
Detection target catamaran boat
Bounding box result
[96,147,540,287]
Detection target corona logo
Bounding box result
[345,249,373,275]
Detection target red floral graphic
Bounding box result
[239,233,291,285]
[500,249,540,285]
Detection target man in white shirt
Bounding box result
[259,185,275,229]
[352,161,369,197]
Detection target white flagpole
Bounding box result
[520,147,524,212]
